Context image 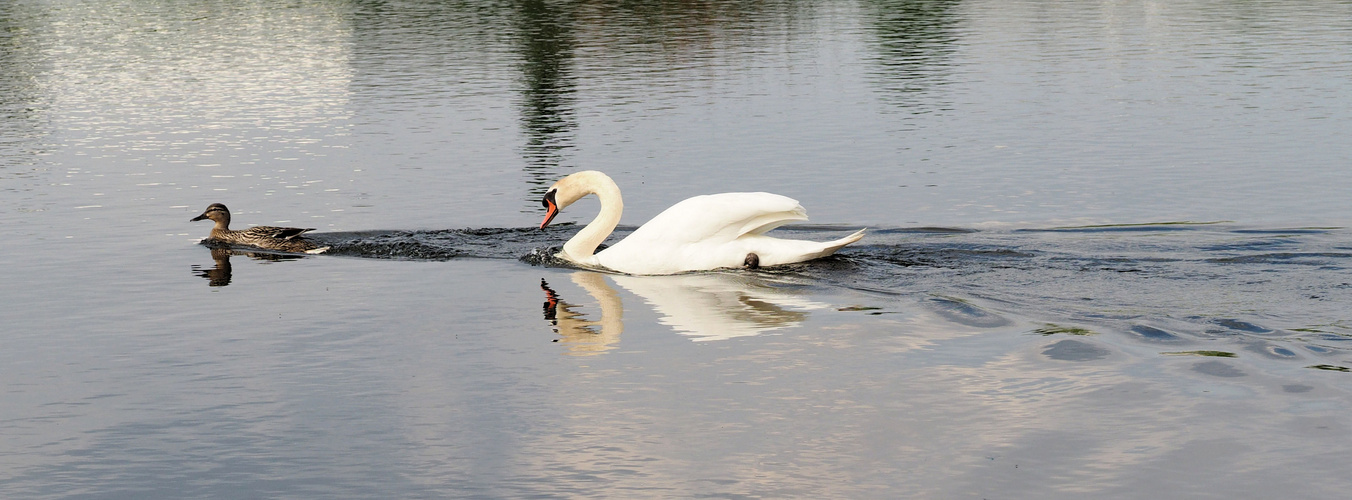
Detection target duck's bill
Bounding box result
[190,214,209,221]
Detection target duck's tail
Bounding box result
[306,246,331,255]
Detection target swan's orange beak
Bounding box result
[539,191,559,229]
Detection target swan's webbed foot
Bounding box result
[744,253,760,269]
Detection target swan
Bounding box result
[538,171,865,275]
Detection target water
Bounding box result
[3,0,1351,497]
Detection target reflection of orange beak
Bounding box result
[540,279,559,321]
[540,192,560,229]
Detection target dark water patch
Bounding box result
[1260,345,1303,356]
[1197,237,1299,252]
[1310,335,1352,344]
[1232,228,1341,235]
[1043,339,1110,361]
[1206,252,1352,266]
[1047,256,1185,276]
[868,226,977,235]
[1163,351,1238,358]
[1193,360,1246,378]
[1283,384,1315,393]
[1292,323,1352,338]
[922,296,1011,328]
[1307,364,1351,372]
[326,232,461,260]
[1022,221,1229,233]
[861,246,946,268]
[1211,318,1274,334]
[1130,325,1181,342]
[859,244,1035,270]
[321,227,571,261]
[947,247,1036,260]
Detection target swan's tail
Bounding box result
[740,228,866,268]
[813,228,865,258]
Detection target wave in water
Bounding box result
[212,222,1351,369]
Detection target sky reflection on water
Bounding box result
[3,0,1352,498]
[4,0,1349,228]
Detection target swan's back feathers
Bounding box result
[595,192,863,274]
[725,193,807,237]
[621,192,806,246]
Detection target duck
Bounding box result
[191,203,329,254]
[538,171,864,275]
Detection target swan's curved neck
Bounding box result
[563,175,623,263]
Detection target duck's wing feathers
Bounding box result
[247,226,316,240]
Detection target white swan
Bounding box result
[539,170,865,275]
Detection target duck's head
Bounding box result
[539,171,615,229]
[191,203,231,225]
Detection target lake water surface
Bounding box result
[3,0,1352,498]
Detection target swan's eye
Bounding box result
[542,190,556,208]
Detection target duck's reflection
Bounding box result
[191,247,303,287]
[540,271,827,354]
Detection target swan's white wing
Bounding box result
[593,191,862,275]
[622,192,806,245]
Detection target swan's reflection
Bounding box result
[541,273,624,356]
[611,274,827,342]
[540,271,827,354]
[191,247,303,287]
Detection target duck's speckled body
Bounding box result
[191,203,328,254]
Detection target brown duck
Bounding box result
[191,203,329,254]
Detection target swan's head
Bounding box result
[539,171,614,229]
